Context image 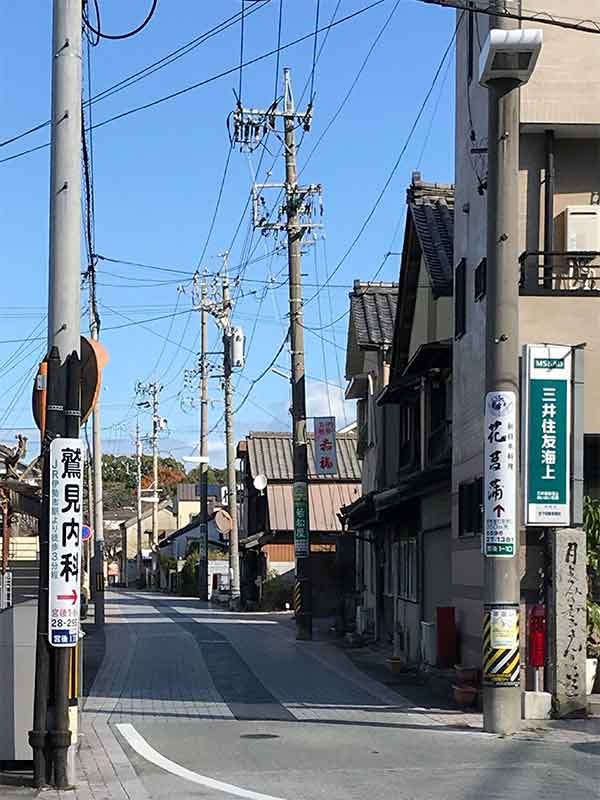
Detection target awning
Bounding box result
[380,340,451,405]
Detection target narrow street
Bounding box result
[75,590,599,800]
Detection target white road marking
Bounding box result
[192,618,278,626]
[116,723,288,800]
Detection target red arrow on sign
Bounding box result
[493,505,505,518]
[57,589,78,605]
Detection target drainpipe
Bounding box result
[544,130,556,288]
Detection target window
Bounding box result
[455,259,466,339]
[398,538,418,602]
[475,258,487,301]
[459,477,484,536]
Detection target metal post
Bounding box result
[483,9,521,735]
[283,68,312,641]
[30,1,82,787]
[89,274,104,624]
[222,263,241,603]
[136,422,143,586]
[199,280,209,601]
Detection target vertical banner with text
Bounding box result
[49,437,84,647]
[523,344,571,527]
[314,416,337,476]
[484,392,517,557]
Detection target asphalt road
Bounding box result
[82,591,600,800]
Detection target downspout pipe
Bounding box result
[544,129,556,287]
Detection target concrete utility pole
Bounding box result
[30,0,82,789]
[136,381,162,588]
[136,422,143,586]
[88,270,105,626]
[198,278,209,600]
[231,68,321,640]
[221,257,241,604]
[483,8,522,734]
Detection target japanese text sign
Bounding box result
[523,344,571,527]
[313,416,337,476]
[49,438,84,647]
[484,392,517,558]
[293,481,309,558]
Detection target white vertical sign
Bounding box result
[484,392,517,558]
[49,438,84,648]
[314,416,337,476]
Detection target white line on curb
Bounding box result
[115,723,288,800]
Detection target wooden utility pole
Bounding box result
[231,68,322,639]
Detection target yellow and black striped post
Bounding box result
[483,605,520,687]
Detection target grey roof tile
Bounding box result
[246,431,361,482]
[349,283,398,349]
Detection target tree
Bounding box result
[186,465,228,486]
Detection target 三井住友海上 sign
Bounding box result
[49,438,84,647]
[523,344,571,527]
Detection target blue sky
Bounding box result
[0,0,455,468]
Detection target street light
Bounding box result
[480,17,542,736]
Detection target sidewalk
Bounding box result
[3,590,599,798]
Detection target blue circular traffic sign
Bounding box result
[81,524,93,542]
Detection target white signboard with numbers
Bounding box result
[49,438,84,648]
[484,392,517,558]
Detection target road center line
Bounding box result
[116,723,288,800]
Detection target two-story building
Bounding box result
[452,4,600,669]
[343,176,455,657]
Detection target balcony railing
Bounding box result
[519,251,600,296]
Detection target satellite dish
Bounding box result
[214,509,233,535]
[253,474,268,494]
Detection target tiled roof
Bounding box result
[176,483,222,501]
[349,282,398,350]
[408,173,454,297]
[246,432,361,482]
[266,483,362,533]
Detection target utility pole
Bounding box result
[483,7,522,734]
[231,68,321,639]
[88,268,104,625]
[198,277,209,600]
[30,1,82,789]
[221,255,241,605]
[136,381,162,589]
[136,422,143,587]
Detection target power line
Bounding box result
[1,0,387,165]
[301,0,403,174]
[309,0,321,102]
[418,0,600,34]
[83,0,159,41]
[1,3,270,150]
[303,12,464,307]
[273,0,284,101]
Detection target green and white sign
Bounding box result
[293,481,309,558]
[523,344,571,527]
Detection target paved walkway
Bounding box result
[4,589,599,799]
